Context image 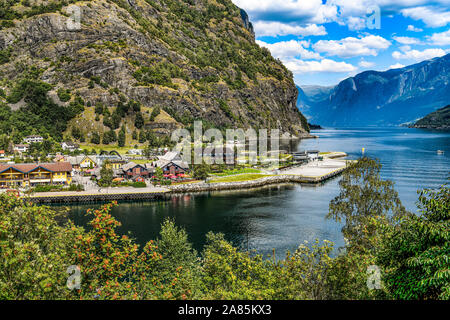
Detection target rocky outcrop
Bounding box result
[239,8,255,38]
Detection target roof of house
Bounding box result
[14,144,29,148]
[156,159,189,170]
[159,151,181,162]
[62,141,79,147]
[53,154,66,161]
[172,160,189,170]
[66,155,85,165]
[122,162,141,172]
[0,162,72,173]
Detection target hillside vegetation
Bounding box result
[0,0,309,146]
[411,105,450,130]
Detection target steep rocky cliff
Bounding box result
[298,54,450,126]
[0,0,309,144]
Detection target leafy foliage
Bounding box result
[1,79,84,140]
[378,185,450,299]
[327,157,406,254]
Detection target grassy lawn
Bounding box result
[79,144,133,155]
[171,180,202,185]
[209,174,273,183]
[131,159,152,164]
[211,168,262,177]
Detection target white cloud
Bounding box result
[429,29,450,46]
[407,25,423,32]
[313,35,391,58]
[234,0,450,33]
[345,17,367,31]
[253,21,327,37]
[256,40,321,60]
[283,58,357,74]
[233,0,338,25]
[399,45,412,52]
[392,48,446,61]
[401,6,450,28]
[389,63,406,69]
[392,36,422,45]
[359,59,375,68]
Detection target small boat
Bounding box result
[437,150,444,154]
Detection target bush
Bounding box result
[132,181,147,188]
[57,88,71,102]
[68,184,84,192]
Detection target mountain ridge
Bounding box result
[297,54,450,127]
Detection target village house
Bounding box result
[104,159,127,170]
[128,149,144,156]
[120,162,154,181]
[307,150,320,161]
[67,155,97,171]
[53,154,66,162]
[154,151,189,177]
[0,150,5,159]
[0,162,73,188]
[23,135,44,144]
[96,154,124,169]
[292,151,309,163]
[61,141,80,152]
[14,144,29,154]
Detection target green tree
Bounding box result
[71,127,82,141]
[90,132,100,145]
[378,185,450,300]
[154,167,164,182]
[0,194,74,299]
[327,157,406,254]
[118,130,126,147]
[150,106,161,121]
[201,232,277,299]
[193,162,210,181]
[138,130,146,143]
[278,239,335,300]
[99,161,114,187]
[0,134,11,151]
[135,112,144,129]
[154,219,204,298]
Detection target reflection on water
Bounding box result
[68,127,450,259]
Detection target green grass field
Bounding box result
[79,144,133,155]
[211,168,262,177]
[209,174,273,183]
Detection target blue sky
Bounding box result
[232,0,450,86]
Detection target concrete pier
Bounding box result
[23,158,354,203]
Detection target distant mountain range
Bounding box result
[410,105,450,130]
[297,54,450,127]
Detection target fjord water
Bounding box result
[68,127,449,258]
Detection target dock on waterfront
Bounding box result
[23,186,170,204]
[22,157,354,203]
[170,158,355,193]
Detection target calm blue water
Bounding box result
[68,127,450,258]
